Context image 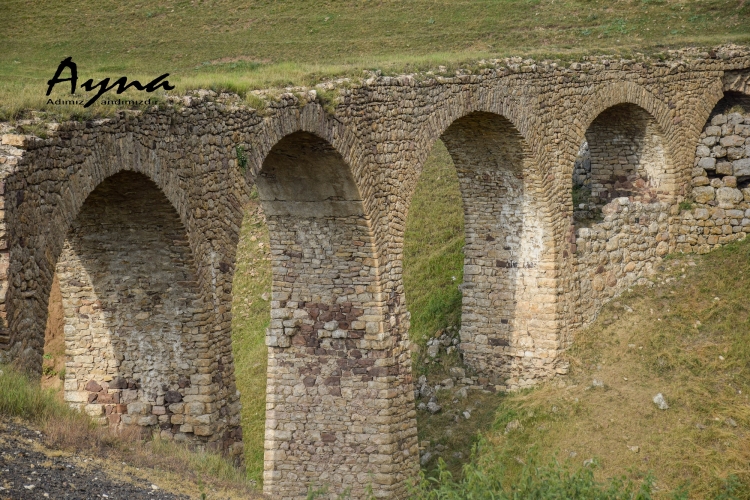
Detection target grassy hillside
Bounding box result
[230,189,272,485]
[2,0,750,119]
[14,0,750,495]
[413,237,750,498]
[402,136,750,497]
[403,140,464,350]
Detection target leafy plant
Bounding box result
[235,145,248,174]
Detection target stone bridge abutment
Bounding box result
[0,46,748,498]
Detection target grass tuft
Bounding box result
[0,364,74,422]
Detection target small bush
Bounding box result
[316,89,338,114]
[244,93,267,111]
[679,200,693,212]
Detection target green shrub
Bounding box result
[678,200,693,212]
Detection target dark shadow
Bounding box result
[573,103,667,229]
[56,171,210,441]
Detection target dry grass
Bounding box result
[0,365,261,498]
[42,417,262,498]
[472,239,750,497]
[41,275,66,393]
[2,0,750,120]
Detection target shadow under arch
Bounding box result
[54,170,241,452]
[256,130,417,498]
[407,111,553,390]
[572,103,672,228]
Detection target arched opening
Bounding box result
[405,111,550,474]
[54,171,237,449]
[691,92,750,211]
[257,131,414,498]
[572,103,668,228]
[442,112,544,383]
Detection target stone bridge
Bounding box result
[1,46,749,498]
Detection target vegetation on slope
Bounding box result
[403,136,750,497]
[2,0,750,119]
[0,364,261,498]
[230,188,272,485]
[411,237,750,498]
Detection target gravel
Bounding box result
[0,419,188,500]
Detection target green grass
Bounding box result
[421,238,750,497]
[0,363,74,422]
[403,140,465,350]
[2,0,750,119]
[230,187,272,485]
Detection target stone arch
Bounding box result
[256,129,417,498]
[572,102,672,226]
[406,107,559,390]
[567,90,679,340]
[56,171,230,445]
[4,127,243,456]
[571,83,678,202]
[242,104,377,224]
[6,132,201,371]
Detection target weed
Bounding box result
[244,93,267,111]
[410,449,657,498]
[679,200,693,211]
[316,89,338,114]
[235,145,248,174]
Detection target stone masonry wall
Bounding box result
[586,104,669,206]
[257,131,417,498]
[441,112,555,389]
[0,46,748,498]
[56,171,241,452]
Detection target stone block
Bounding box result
[84,380,102,392]
[692,176,709,186]
[127,402,151,415]
[698,157,716,170]
[84,404,104,417]
[1,134,29,147]
[64,391,89,403]
[137,415,157,426]
[717,161,734,176]
[693,186,715,204]
[164,390,182,404]
[186,402,205,415]
[733,158,750,177]
[717,187,743,208]
[721,135,745,148]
